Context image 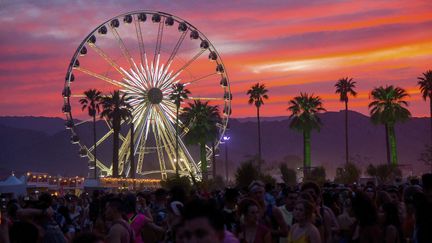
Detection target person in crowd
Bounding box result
[57,202,76,240]
[136,192,152,220]
[287,199,321,243]
[301,182,339,243]
[336,190,356,243]
[364,186,376,202]
[265,183,276,207]
[104,197,134,243]
[249,180,289,242]
[9,221,40,243]
[380,202,403,243]
[223,188,240,233]
[80,196,92,231]
[278,189,298,243]
[376,191,392,210]
[402,185,422,241]
[412,173,432,243]
[237,198,271,243]
[72,232,104,243]
[123,193,166,243]
[351,191,382,243]
[124,193,151,243]
[68,195,82,233]
[178,199,226,243]
[150,188,169,227]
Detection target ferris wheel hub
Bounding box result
[147,87,163,104]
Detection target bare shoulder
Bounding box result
[307,223,321,243]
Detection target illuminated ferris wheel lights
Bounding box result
[64,11,230,179]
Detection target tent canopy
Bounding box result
[0,175,24,186]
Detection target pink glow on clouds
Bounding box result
[1,0,432,118]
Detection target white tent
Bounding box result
[0,175,26,196]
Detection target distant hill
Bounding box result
[0,112,430,179]
[0,116,66,135]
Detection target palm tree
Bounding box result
[180,100,221,181]
[418,70,432,144]
[288,93,326,176]
[335,77,357,164]
[369,85,411,165]
[127,113,135,179]
[79,89,102,179]
[100,90,132,178]
[247,83,269,169]
[169,83,191,177]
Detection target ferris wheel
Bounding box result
[62,11,231,179]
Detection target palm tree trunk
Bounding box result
[430,97,432,145]
[130,122,135,179]
[175,106,179,177]
[212,141,216,179]
[388,124,398,165]
[112,116,120,178]
[385,124,391,165]
[257,106,262,170]
[303,130,311,177]
[93,115,97,179]
[345,101,349,164]
[200,142,207,181]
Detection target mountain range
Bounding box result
[0,111,430,179]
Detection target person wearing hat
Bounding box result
[248,180,288,243]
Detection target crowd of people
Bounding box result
[0,173,431,243]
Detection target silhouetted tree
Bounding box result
[335,77,357,164]
[181,100,221,181]
[334,162,361,185]
[247,83,269,169]
[79,89,102,179]
[288,93,326,176]
[369,85,411,165]
[101,90,132,178]
[169,83,190,177]
[235,160,260,188]
[417,70,432,144]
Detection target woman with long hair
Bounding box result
[237,198,272,243]
[381,202,403,243]
[287,200,321,243]
[351,192,382,243]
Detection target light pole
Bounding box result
[223,135,230,182]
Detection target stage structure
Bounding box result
[62,11,231,179]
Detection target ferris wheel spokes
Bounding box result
[86,151,111,174]
[109,24,134,69]
[87,43,125,78]
[73,67,131,89]
[154,17,165,65]
[187,72,218,85]
[158,106,198,174]
[152,111,168,179]
[165,29,188,69]
[132,14,146,66]
[171,49,206,78]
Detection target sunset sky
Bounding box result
[1,0,432,118]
